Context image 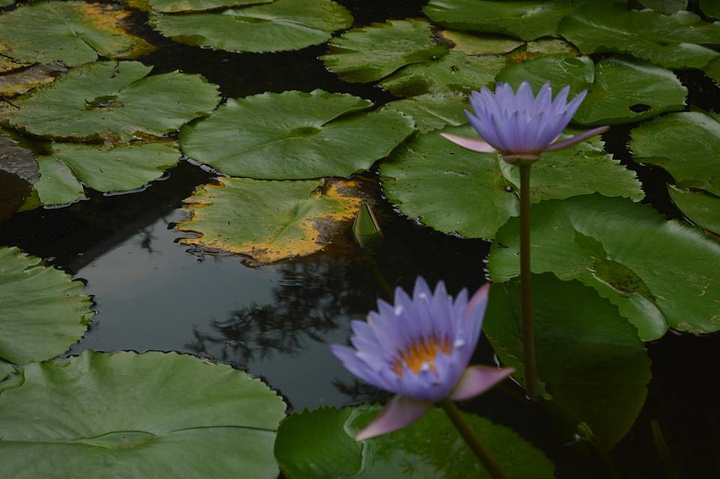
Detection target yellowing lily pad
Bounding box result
[0,1,154,67]
[131,0,272,13]
[150,0,352,53]
[177,178,363,264]
[3,61,220,142]
[0,64,66,98]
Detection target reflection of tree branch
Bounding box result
[185,258,379,369]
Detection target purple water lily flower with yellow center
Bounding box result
[442,81,608,163]
[331,278,513,441]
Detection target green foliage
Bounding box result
[382,92,470,133]
[559,2,720,69]
[701,0,720,18]
[3,61,220,142]
[668,185,720,235]
[380,126,642,239]
[32,142,180,206]
[0,1,152,66]
[424,0,575,41]
[150,0,352,53]
[275,406,555,478]
[0,246,93,365]
[0,351,286,479]
[180,90,414,179]
[484,274,651,449]
[488,195,720,340]
[640,0,687,14]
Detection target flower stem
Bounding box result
[519,164,539,400]
[440,399,507,479]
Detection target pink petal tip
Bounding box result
[355,395,432,441]
[449,366,515,402]
[440,133,498,153]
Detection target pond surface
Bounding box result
[2,0,720,477]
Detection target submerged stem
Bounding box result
[519,164,539,400]
[440,399,507,479]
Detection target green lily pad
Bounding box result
[134,0,272,13]
[379,51,506,97]
[150,0,352,53]
[180,90,414,179]
[0,1,153,67]
[668,185,720,235]
[379,126,643,239]
[559,3,720,69]
[0,135,39,219]
[701,0,720,18]
[0,0,14,7]
[0,361,12,381]
[497,56,687,126]
[275,405,555,478]
[424,0,575,41]
[0,350,286,478]
[381,92,469,133]
[630,112,720,196]
[640,0,687,14]
[488,195,720,340]
[484,274,651,449]
[321,19,448,84]
[3,61,220,142]
[441,30,524,56]
[0,246,93,366]
[31,141,180,206]
[176,177,362,264]
[0,63,66,98]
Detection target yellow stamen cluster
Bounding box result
[391,335,452,376]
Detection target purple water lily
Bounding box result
[331,278,513,441]
[442,81,608,163]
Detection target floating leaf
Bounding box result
[0,246,93,366]
[484,274,651,449]
[176,177,362,264]
[3,61,220,142]
[137,0,272,13]
[321,19,447,83]
[630,112,720,196]
[275,406,555,478]
[0,1,153,67]
[0,135,38,219]
[668,185,720,235]
[352,202,382,250]
[150,0,352,53]
[497,56,686,126]
[640,0,687,14]
[180,90,414,179]
[380,126,643,239]
[559,3,720,69]
[0,64,66,98]
[488,195,720,340]
[424,0,575,41]
[0,361,12,381]
[0,0,14,7]
[0,350,286,479]
[382,92,469,133]
[442,30,523,56]
[31,141,180,206]
[379,51,506,97]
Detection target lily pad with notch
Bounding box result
[2,61,220,143]
[488,195,720,340]
[0,350,286,479]
[484,274,651,449]
[0,1,153,67]
[0,246,94,366]
[380,125,643,240]
[176,177,363,264]
[275,405,555,478]
[150,0,352,53]
[559,2,720,69]
[180,89,414,179]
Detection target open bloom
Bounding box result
[331,278,513,441]
[442,81,609,163]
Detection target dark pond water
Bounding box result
[1,0,720,477]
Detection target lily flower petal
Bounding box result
[545,125,610,152]
[449,365,515,401]
[440,133,498,153]
[355,395,432,441]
